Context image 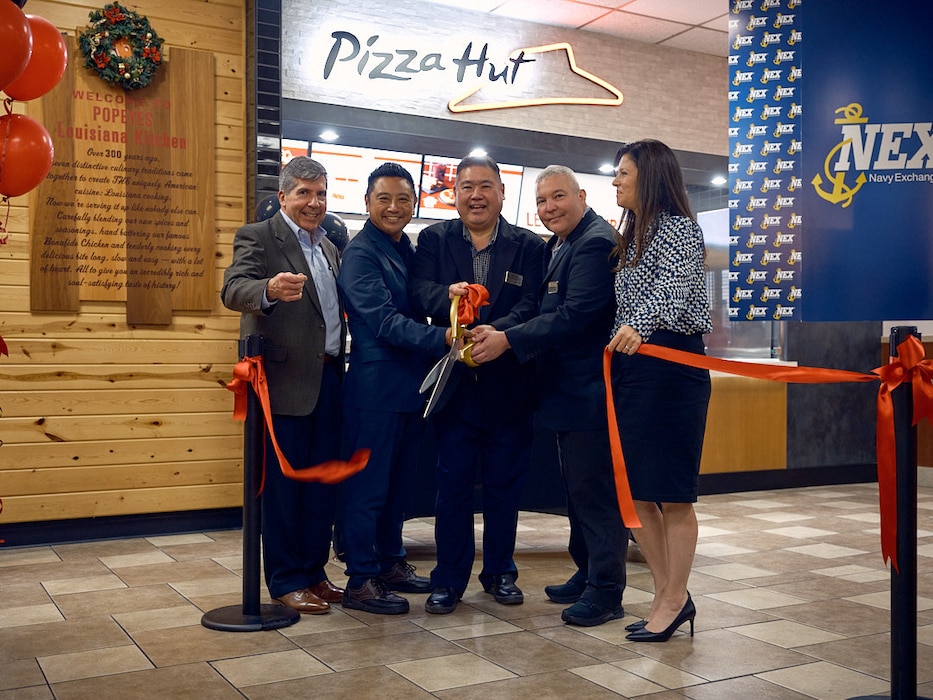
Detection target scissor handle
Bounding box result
[449,294,462,340]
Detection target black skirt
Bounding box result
[611,329,711,503]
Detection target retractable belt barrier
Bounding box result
[603,334,933,573]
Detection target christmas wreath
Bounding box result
[78,3,164,91]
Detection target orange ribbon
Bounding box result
[603,336,933,572]
[872,335,933,572]
[457,283,489,325]
[602,350,642,529]
[226,355,368,486]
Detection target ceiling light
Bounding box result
[710,175,727,186]
[598,163,614,174]
[319,130,339,141]
[469,148,487,157]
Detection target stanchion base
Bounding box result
[201,604,299,632]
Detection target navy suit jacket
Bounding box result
[506,208,617,432]
[221,210,345,417]
[411,216,545,419]
[337,220,448,413]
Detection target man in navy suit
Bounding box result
[411,155,545,614]
[221,156,346,614]
[470,165,629,626]
[337,162,452,614]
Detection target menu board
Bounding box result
[419,156,460,220]
[420,155,524,223]
[309,142,423,216]
[282,138,309,164]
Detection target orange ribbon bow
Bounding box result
[226,355,368,486]
[872,335,933,571]
[456,283,490,325]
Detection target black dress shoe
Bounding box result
[561,599,623,627]
[483,573,524,605]
[342,578,409,615]
[544,571,587,604]
[379,561,432,593]
[624,618,647,632]
[425,586,460,614]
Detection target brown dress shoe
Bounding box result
[309,579,345,603]
[273,588,329,614]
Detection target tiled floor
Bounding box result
[2,483,933,699]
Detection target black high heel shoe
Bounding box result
[624,619,647,632]
[625,596,695,642]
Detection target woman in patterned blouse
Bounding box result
[607,139,713,643]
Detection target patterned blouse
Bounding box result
[612,211,713,340]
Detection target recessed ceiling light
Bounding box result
[469,148,487,157]
[711,175,727,186]
[598,163,614,174]
[319,130,339,141]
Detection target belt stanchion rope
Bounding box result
[226,355,369,487]
[602,334,933,572]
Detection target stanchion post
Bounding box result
[201,335,299,632]
[240,334,264,618]
[852,325,928,700]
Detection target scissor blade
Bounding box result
[423,353,457,418]
[419,355,447,394]
[419,343,459,394]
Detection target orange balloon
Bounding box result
[0,113,55,198]
[0,0,33,92]
[3,15,67,102]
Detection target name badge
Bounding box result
[547,281,559,294]
[504,271,523,286]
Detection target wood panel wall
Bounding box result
[0,0,245,526]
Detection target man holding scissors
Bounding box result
[411,154,545,615]
[337,162,452,614]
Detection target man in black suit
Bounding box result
[336,163,451,614]
[411,155,545,615]
[221,156,346,614]
[470,165,629,626]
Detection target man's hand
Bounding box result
[448,281,469,299]
[469,324,509,363]
[267,272,308,302]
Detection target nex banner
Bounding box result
[730,0,933,322]
[800,0,933,321]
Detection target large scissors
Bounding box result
[419,294,475,418]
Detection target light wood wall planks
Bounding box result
[0,0,246,527]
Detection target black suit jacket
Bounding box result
[221,211,345,416]
[337,220,447,413]
[506,208,617,432]
[411,216,545,419]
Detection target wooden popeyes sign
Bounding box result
[28,35,214,324]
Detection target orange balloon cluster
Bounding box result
[0,2,67,199]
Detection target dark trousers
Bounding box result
[558,428,629,607]
[430,407,532,594]
[262,365,341,599]
[340,409,424,589]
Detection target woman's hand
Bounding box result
[608,325,643,355]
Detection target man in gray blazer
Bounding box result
[221,156,346,615]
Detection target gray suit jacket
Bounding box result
[221,210,345,416]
